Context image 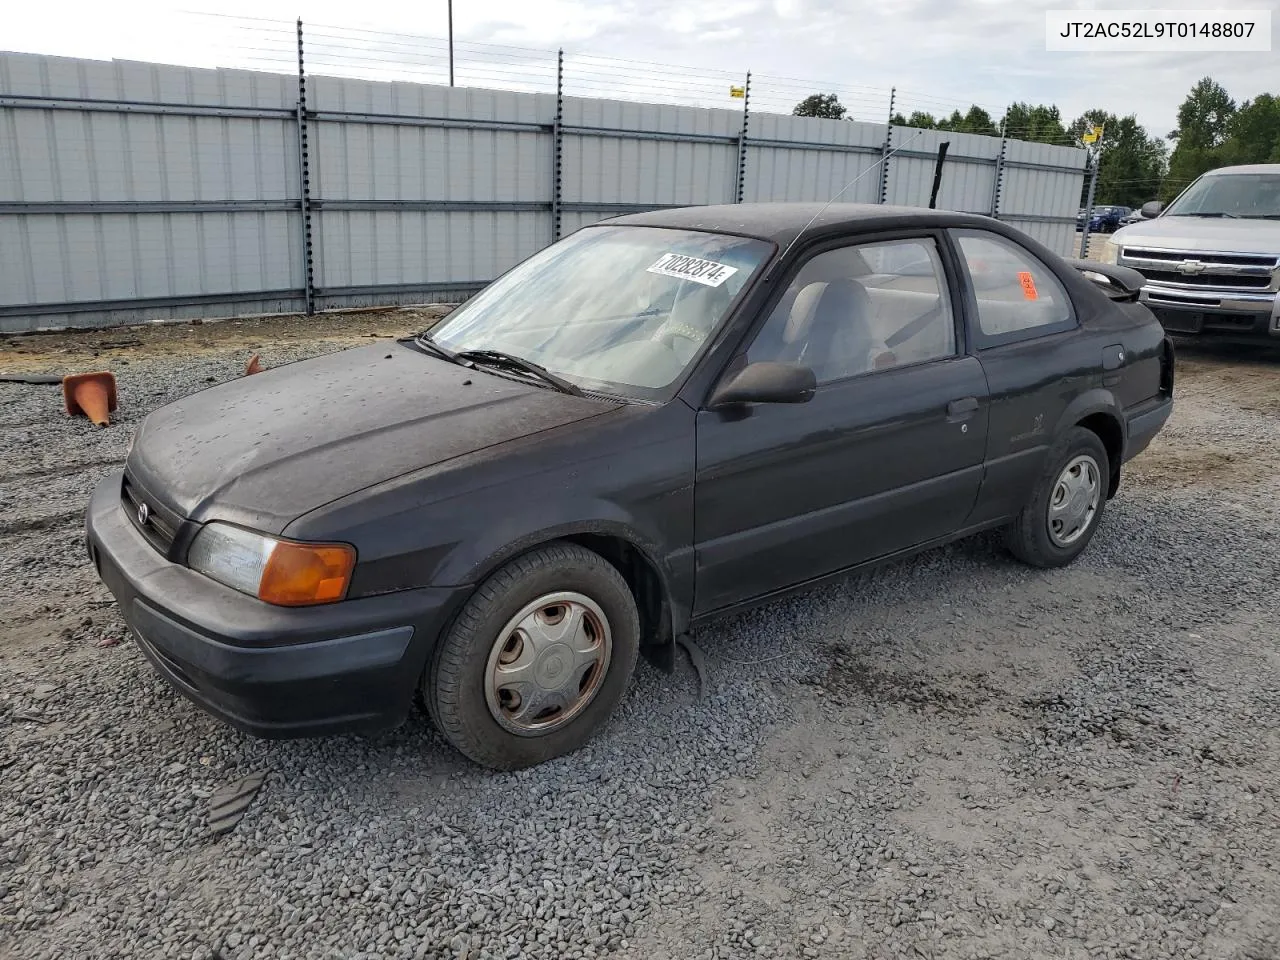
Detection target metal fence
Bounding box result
[0,33,1088,334]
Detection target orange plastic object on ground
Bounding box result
[245,354,264,376]
[62,372,118,427]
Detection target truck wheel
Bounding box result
[424,542,640,770]
[1004,426,1110,569]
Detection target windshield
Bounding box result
[1163,172,1280,219]
[429,225,773,400]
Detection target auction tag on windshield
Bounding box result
[647,252,739,287]
[1018,270,1039,300]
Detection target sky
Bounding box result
[3,0,1276,145]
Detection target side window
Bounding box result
[953,231,1073,342]
[746,237,956,385]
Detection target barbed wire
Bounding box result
[174,11,1092,144]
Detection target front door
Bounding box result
[692,234,990,616]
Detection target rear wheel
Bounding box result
[1004,427,1109,568]
[425,542,640,770]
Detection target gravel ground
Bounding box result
[2,313,1279,960]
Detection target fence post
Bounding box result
[1078,152,1099,258]
[990,124,1008,218]
[879,86,895,204]
[295,18,316,315]
[735,71,751,203]
[552,49,564,242]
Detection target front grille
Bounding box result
[1121,246,1279,294]
[1124,248,1278,268]
[121,473,179,556]
[1140,269,1273,290]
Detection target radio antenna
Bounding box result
[770,126,930,274]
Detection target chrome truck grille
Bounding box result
[1119,246,1280,295]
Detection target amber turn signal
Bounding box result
[257,541,356,606]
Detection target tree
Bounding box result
[1220,94,1280,165]
[1070,110,1168,207]
[930,105,999,137]
[890,111,939,129]
[1164,77,1237,199]
[1000,102,1068,146]
[1168,77,1236,147]
[792,93,847,120]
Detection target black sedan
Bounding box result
[85,203,1175,770]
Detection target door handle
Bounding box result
[947,396,980,419]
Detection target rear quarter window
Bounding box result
[952,230,1076,347]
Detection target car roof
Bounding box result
[601,202,1000,247]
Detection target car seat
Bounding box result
[780,278,877,381]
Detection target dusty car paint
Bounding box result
[84,202,1174,743]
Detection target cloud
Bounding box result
[3,0,1274,141]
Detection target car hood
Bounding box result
[1111,215,1280,254]
[127,342,618,534]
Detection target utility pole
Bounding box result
[448,0,455,86]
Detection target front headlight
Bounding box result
[1100,238,1121,265]
[187,522,356,606]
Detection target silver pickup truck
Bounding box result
[1098,163,1280,344]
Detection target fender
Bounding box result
[1052,387,1126,497]
[1052,387,1124,445]
[432,497,696,645]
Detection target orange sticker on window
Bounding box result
[1018,270,1038,300]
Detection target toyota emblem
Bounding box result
[137,502,150,526]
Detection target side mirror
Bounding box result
[1140,200,1163,219]
[707,361,817,410]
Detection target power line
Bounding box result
[158,9,1097,154]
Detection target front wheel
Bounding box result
[1004,427,1110,568]
[424,542,640,770]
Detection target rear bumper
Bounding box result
[1124,396,1173,463]
[85,471,471,738]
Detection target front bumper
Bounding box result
[1140,286,1280,341]
[84,471,471,738]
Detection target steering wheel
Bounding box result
[650,320,707,363]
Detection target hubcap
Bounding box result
[484,592,612,737]
[1047,454,1101,547]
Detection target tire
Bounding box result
[424,542,640,770]
[1004,426,1110,569]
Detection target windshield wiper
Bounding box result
[1177,211,1239,218]
[455,349,584,397]
[407,331,468,365]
